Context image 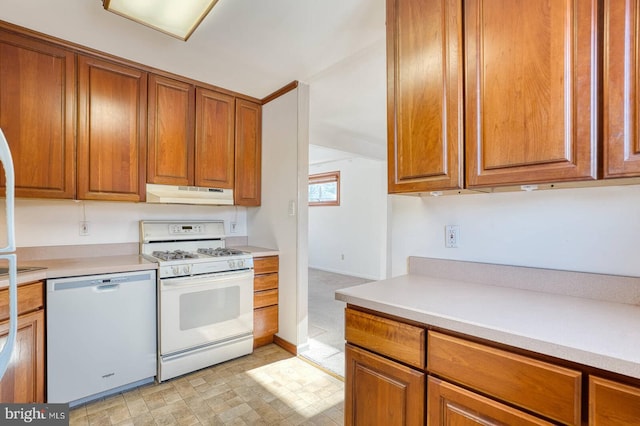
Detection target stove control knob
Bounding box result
[238,259,244,268]
[229,260,236,268]
[183,265,191,275]
[172,266,180,276]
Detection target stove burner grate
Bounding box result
[152,250,199,261]
[197,247,245,257]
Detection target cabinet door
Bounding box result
[148,74,195,185]
[77,55,147,201]
[195,88,235,188]
[0,30,75,199]
[253,305,278,348]
[234,99,262,206]
[0,310,45,403]
[603,0,640,178]
[345,343,424,426]
[589,376,640,425]
[465,0,597,187]
[387,0,464,193]
[428,376,554,426]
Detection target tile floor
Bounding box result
[70,344,344,426]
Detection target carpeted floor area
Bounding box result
[299,268,371,377]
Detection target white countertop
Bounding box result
[0,255,157,289]
[336,274,640,380]
[231,245,279,257]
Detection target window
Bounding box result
[309,171,340,206]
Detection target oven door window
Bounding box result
[160,271,254,355]
[180,287,240,330]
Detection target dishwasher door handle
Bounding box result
[95,283,120,292]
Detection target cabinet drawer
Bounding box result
[589,376,640,425]
[254,305,278,338]
[0,281,44,322]
[428,376,554,426]
[428,331,581,425]
[254,273,278,292]
[254,289,278,309]
[254,256,278,275]
[345,308,425,369]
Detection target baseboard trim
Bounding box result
[298,355,345,382]
[273,335,297,355]
[308,266,380,281]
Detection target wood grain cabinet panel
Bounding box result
[254,273,278,292]
[603,0,640,178]
[234,99,261,206]
[345,343,425,426]
[0,281,43,322]
[465,0,598,187]
[0,30,75,199]
[428,331,582,425]
[77,55,147,201]
[0,280,44,404]
[148,74,195,186]
[253,255,278,348]
[386,0,464,193]
[195,88,235,188]
[345,307,425,369]
[589,376,640,425]
[428,376,554,426]
[254,256,279,275]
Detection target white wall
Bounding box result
[389,184,640,278]
[7,198,246,247]
[309,157,387,280]
[247,85,310,349]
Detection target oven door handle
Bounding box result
[161,270,254,289]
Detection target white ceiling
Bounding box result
[0,0,387,163]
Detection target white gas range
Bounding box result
[140,220,254,382]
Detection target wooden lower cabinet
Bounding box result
[345,343,424,426]
[0,282,45,403]
[589,376,640,425]
[428,376,553,426]
[428,331,581,425]
[344,307,640,425]
[253,255,279,348]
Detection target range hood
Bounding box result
[146,184,233,205]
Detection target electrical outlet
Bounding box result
[445,225,459,248]
[230,222,237,233]
[79,221,90,236]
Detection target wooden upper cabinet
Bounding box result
[603,0,640,178]
[387,0,464,193]
[234,99,262,206]
[0,30,75,199]
[77,55,147,201]
[465,0,598,188]
[148,74,195,186]
[195,88,235,188]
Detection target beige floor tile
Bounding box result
[70,344,344,425]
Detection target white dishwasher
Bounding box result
[47,270,157,406]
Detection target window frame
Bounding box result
[308,171,340,206]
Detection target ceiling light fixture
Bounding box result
[103,0,220,41]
